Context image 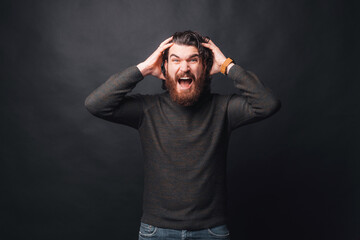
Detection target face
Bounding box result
[165,44,207,106]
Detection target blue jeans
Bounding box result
[138,222,231,240]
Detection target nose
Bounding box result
[179,60,190,73]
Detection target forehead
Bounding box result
[168,44,199,58]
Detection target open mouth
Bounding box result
[177,77,193,90]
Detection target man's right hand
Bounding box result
[137,36,174,80]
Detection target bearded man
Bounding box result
[85,30,281,240]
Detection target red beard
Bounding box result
[165,71,207,106]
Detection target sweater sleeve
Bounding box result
[84,66,144,129]
[227,64,281,131]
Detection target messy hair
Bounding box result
[161,30,214,90]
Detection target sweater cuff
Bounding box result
[227,64,246,80]
[122,65,144,84]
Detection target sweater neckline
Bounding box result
[163,91,212,109]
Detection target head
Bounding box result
[161,30,213,106]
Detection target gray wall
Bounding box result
[1,0,359,239]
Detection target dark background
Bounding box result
[1,0,359,239]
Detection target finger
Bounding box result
[208,39,217,46]
[159,36,173,47]
[158,42,174,53]
[201,42,213,49]
[205,39,219,49]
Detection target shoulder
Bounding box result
[210,93,233,106]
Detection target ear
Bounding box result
[161,59,168,78]
[201,60,207,73]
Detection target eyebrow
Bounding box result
[169,54,200,59]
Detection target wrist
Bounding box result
[136,62,151,77]
[220,58,235,75]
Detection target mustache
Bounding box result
[176,72,195,81]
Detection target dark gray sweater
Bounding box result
[85,64,281,230]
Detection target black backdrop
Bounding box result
[1,0,359,239]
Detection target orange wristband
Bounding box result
[220,58,234,75]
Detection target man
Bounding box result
[85,30,281,240]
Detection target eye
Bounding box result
[189,58,198,63]
[172,59,179,63]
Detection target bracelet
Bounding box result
[220,58,234,75]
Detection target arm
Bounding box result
[226,65,281,130]
[84,66,144,128]
[202,40,281,130]
[84,37,174,128]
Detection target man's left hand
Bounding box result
[202,40,234,75]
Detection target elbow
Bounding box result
[271,97,281,114]
[253,96,281,119]
[263,97,281,117]
[84,94,112,119]
[84,95,100,116]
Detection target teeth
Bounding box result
[180,77,191,80]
